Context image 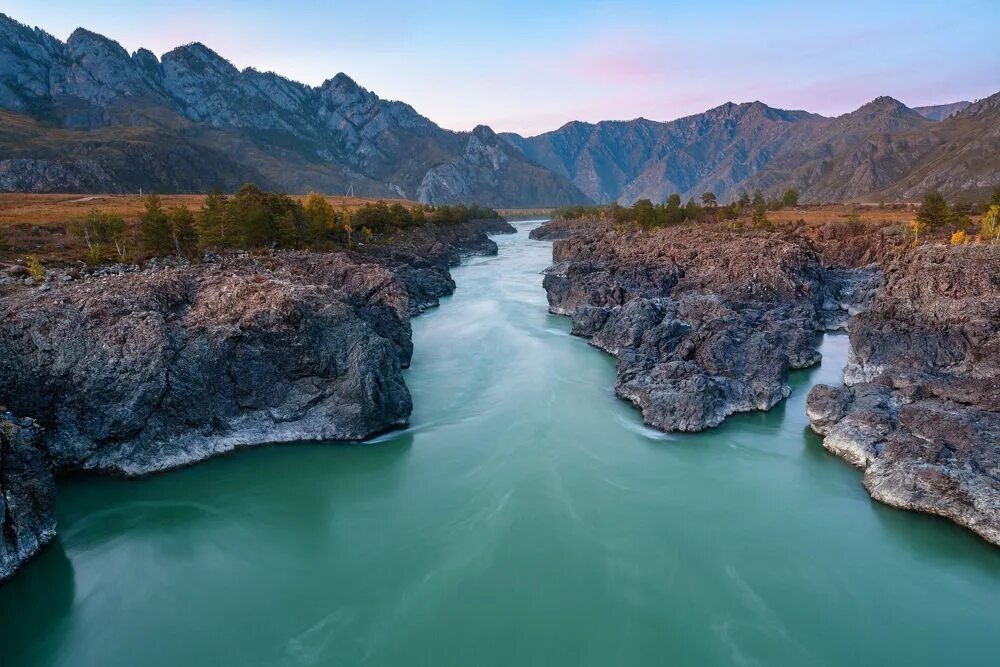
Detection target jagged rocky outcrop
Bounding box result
[537,219,872,431]
[807,243,1000,545]
[0,13,589,206]
[0,412,55,581]
[416,126,586,208]
[0,220,512,477]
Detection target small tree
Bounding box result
[990,185,1000,209]
[303,192,335,246]
[914,191,953,230]
[341,209,353,248]
[751,189,766,210]
[781,188,800,208]
[737,190,751,208]
[980,205,1000,243]
[701,192,717,208]
[684,198,702,222]
[196,191,230,249]
[910,217,928,245]
[168,207,199,259]
[751,202,772,230]
[139,194,173,257]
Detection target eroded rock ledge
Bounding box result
[807,244,1000,545]
[0,412,54,581]
[537,219,879,431]
[0,218,514,579]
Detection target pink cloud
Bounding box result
[543,30,681,86]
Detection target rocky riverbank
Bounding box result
[0,412,54,581]
[537,216,1000,546]
[807,243,1000,545]
[0,218,514,579]
[536,218,880,432]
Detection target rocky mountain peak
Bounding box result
[960,91,1000,117]
[471,124,499,142]
[66,27,127,56]
[162,42,238,78]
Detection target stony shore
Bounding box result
[807,243,1000,545]
[0,218,514,579]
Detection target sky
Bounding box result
[5,0,999,135]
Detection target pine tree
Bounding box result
[168,207,199,259]
[915,191,953,229]
[139,194,173,257]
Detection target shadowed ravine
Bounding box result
[1,221,998,666]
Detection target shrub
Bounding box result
[910,218,928,244]
[25,255,44,281]
[751,202,772,230]
[950,230,969,245]
[70,210,130,263]
[980,205,1000,243]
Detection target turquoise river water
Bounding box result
[1,221,998,666]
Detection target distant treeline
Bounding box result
[68,184,501,263]
[554,188,801,229]
[555,186,1000,239]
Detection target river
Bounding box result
[2,221,998,666]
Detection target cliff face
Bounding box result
[537,220,875,431]
[0,218,515,577]
[0,413,54,581]
[0,14,589,206]
[807,243,1000,545]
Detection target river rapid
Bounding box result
[2,221,998,666]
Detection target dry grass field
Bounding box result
[0,193,417,263]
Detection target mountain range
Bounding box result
[0,13,996,206]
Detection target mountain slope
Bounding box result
[0,12,995,205]
[914,101,972,120]
[0,14,590,205]
[507,94,997,204]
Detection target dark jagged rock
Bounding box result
[539,221,862,431]
[807,243,1000,545]
[0,412,55,581]
[0,222,510,477]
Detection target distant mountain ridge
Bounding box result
[0,12,996,205]
[0,14,589,206]
[914,101,972,120]
[504,93,998,204]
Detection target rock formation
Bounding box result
[0,412,55,581]
[537,219,875,431]
[807,243,1000,545]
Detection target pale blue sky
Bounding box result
[5,0,998,134]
